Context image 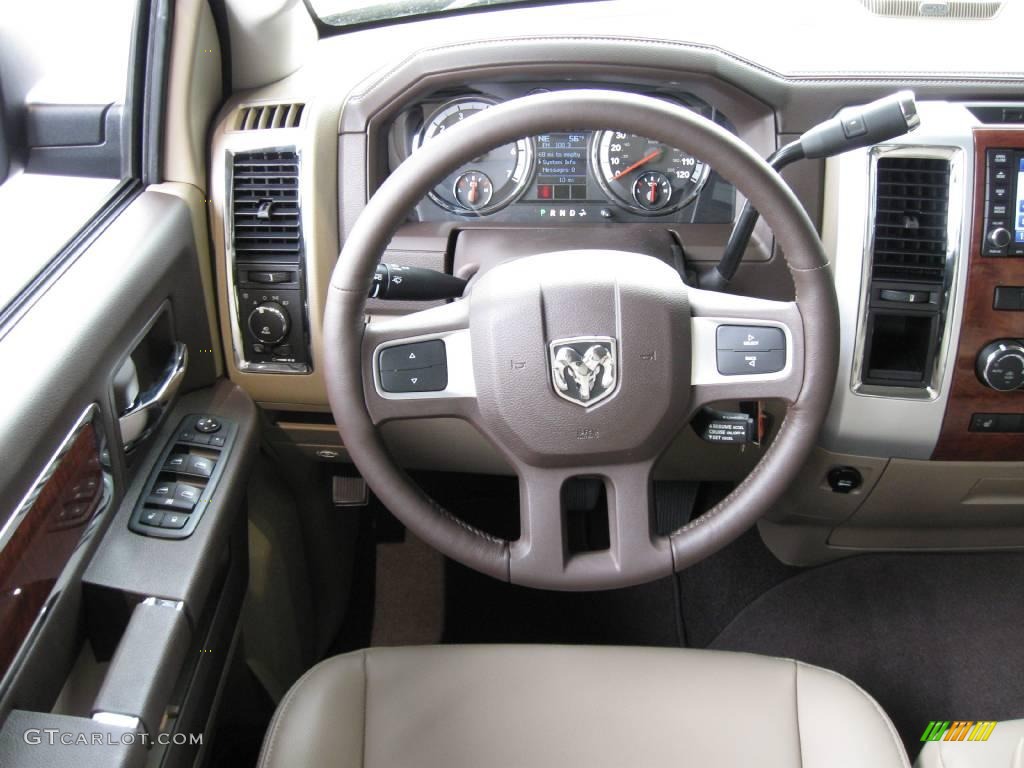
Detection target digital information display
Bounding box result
[1015,157,1024,245]
[534,133,589,201]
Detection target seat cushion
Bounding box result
[915,718,1024,767]
[257,645,908,768]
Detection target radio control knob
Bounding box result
[987,227,1012,249]
[247,302,289,346]
[977,340,1024,391]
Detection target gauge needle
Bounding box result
[612,148,662,180]
[468,178,479,204]
[647,180,658,203]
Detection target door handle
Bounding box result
[119,342,188,452]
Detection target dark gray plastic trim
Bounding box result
[0,710,143,768]
[92,597,190,739]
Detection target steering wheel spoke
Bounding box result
[362,299,477,424]
[687,286,805,412]
[511,462,673,590]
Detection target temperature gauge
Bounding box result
[632,171,673,211]
[453,171,494,210]
[416,97,533,214]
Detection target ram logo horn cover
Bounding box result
[549,337,618,407]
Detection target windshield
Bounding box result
[310,0,563,27]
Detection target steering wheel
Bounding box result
[324,90,838,590]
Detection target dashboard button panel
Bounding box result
[983,148,1024,257]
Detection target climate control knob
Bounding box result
[977,340,1024,391]
[247,302,289,346]
[987,227,1012,249]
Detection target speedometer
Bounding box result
[415,97,533,215]
[593,131,709,215]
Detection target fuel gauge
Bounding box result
[453,171,494,211]
[632,171,673,211]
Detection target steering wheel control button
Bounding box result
[195,416,221,433]
[379,340,446,371]
[377,340,449,393]
[380,365,448,393]
[717,349,786,376]
[716,325,786,352]
[716,325,787,376]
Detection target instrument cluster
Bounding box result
[386,86,737,225]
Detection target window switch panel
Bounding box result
[130,415,236,540]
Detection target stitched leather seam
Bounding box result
[430,495,506,545]
[797,661,911,768]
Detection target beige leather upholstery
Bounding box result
[915,719,1024,768]
[258,645,908,768]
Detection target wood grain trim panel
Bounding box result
[0,411,106,680]
[932,128,1024,461]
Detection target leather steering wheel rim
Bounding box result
[324,90,838,590]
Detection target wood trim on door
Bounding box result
[0,406,109,679]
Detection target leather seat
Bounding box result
[258,645,908,768]
[915,719,1024,767]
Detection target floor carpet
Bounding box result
[708,551,1024,758]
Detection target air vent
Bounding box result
[872,156,950,281]
[235,103,305,131]
[231,150,301,263]
[858,0,1002,18]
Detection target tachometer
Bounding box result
[415,97,533,215]
[593,131,709,215]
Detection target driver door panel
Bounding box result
[0,190,254,767]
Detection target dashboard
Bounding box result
[385,85,736,225]
[208,15,1024,567]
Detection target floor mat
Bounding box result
[372,532,445,646]
[708,551,1024,757]
[676,525,800,648]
